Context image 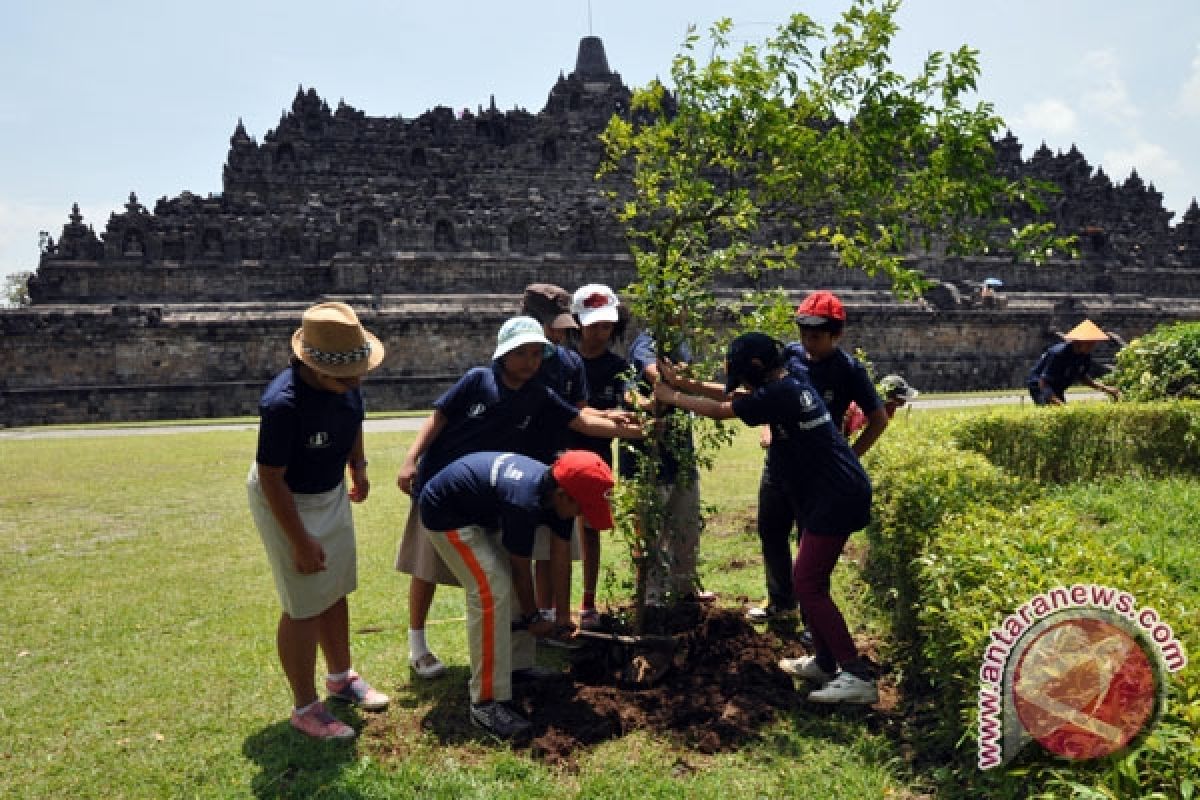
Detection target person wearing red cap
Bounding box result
[1026,319,1121,405]
[395,316,640,682]
[747,290,889,623]
[655,333,879,704]
[417,450,616,738]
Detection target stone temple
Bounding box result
[3,36,1200,426]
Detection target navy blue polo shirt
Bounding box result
[620,332,696,483]
[416,363,581,492]
[783,343,882,426]
[529,344,589,463]
[418,452,573,558]
[256,366,365,494]
[733,374,872,536]
[569,349,630,464]
[1027,342,1095,396]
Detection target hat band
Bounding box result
[303,340,372,367]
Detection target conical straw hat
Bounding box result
[1063,319,1110,342]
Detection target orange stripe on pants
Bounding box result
[445,529,497,702]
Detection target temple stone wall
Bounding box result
[4,295,1196,427]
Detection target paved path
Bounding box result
[1,393,1110,440]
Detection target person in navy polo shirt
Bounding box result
[1027,319,1122,405]
[568,283,630,628]
[394,316,641,680]
[520,284,589,626]
[749,290,888,624]
[655,332,879,705]
[418,450,616,738]
[246,302,390,740]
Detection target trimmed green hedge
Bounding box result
[951,402,1200,483]
[865,406,1200,798]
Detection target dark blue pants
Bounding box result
[756,466,804,609]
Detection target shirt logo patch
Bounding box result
[306,431,331,449]
[467,403,487,418]
[516,415,532,430]
[801,390,819,411]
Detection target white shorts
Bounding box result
[247,464,357,620]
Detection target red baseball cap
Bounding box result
[551,450,615,530]
[794,290,846,326]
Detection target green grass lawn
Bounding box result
[0,426,914,799]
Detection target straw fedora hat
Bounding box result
[1063,319,1110,343]
[291,302,385,377]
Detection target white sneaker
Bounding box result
[806,671,878,705]
[778,655,834,684]
[746,603,798,622]
[409,652,447,679]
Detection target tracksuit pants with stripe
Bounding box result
[425,525,535,705]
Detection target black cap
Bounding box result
[724,333,784,393]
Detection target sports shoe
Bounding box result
[806,671,879,705]
[778,655,834,684]
[579,608,601,631]
[538,624,583,650]
[746,603,798,622]
[409,652,447,679]
[511,665,558,683]
[290,702,356,740]
[326,670,389,711]
[470,701,532,739]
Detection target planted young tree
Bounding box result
[599,0,1070,630]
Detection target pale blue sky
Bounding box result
[2,1,1198,286]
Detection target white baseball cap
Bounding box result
[571,283,620,327]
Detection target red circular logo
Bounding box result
[1012,616,1158,760]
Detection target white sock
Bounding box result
[409,629,430,661]
[295,699,319,715]
[326,669,351,684]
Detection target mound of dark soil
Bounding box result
[513,604,806,767]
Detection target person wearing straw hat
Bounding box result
[1026,319,1122,406]
[246,301,389,740]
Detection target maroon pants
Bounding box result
[792,531,858,668]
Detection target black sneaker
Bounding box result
[512,665,558,683]
[470,701,532,738]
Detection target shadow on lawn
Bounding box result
[242,712,365,799]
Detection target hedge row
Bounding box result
[950,401,1200,483]
[863,406,1200,798]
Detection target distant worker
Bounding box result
[1026,319,1121,406]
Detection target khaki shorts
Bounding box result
[529,517,583,561]
[247,464,357,620]
[394,502,461,586]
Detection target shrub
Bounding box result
[863,421,1033,681]
[918,501,1198,798]
[867,410,1200,798]
[951,402,1200,483]
[1110,321,1200,401]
